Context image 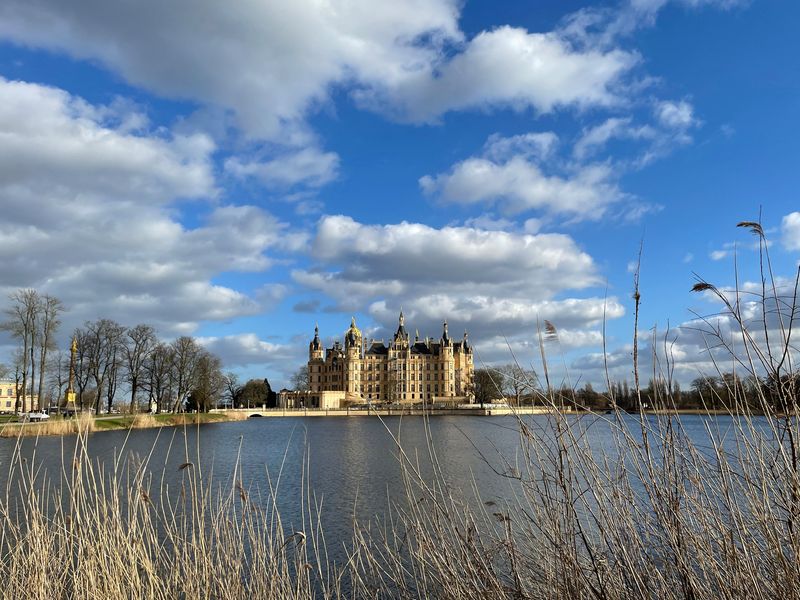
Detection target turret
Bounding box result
[394,309,409,344]
[309,324,323,360]
[441,320,451,346]
[345,316,362,357]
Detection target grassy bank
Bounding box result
[0,410,248,437]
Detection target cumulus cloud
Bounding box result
[293,215,624,355]
[198,333,300,369]
[573,117,656,159]
[420,134,623,218]
[358,26,638,122]
[225,146,340,189]
[0,78,298,337]
[0,1,642,139]
[782,212,800,251]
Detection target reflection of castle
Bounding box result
[304,311,474,407]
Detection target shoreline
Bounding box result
[0,406,771,438]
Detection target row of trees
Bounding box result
[68,321,224,414]
[1,289,226,414]
[472,366,791,412]
[0,289,63,413]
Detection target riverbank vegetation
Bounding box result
[0,411,249,438]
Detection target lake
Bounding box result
[0,412,769,567]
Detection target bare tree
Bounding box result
[473,368,504,408]
[73,328,92,411]
[290,366,310,392]
[123,324,157,413]
[48,350,69,408]
[84,319,126,415]
[187,351,224,412]
[223,371,241,408]
[144,343,174,413]
[36,294,63,412]
[500,363,537,405]
[171,336,201,412]
[2,289,41,412]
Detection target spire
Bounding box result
[415,328,420,343]
[442,320,450,344]
[310,323,322,351]
[394,308,408,341]
[463,330,470,351]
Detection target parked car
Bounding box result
[25,411,50,422]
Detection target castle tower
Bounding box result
[344,317,362,395]
[309,324,323,360]
[440,321,454,398]
[308,325,324,393]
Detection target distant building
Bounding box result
[0,379,40,413]
[290,311,474,408]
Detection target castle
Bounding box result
[289,312,474,408]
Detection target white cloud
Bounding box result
[655,100,697,129]
[0,78,298,337]
[421,153,622,219]
[0,78,214,205]
[782,212,800,251]
[360,26,638,122]
[293,215,624,351]
[225,146,340,189]
[484,132,559,162]
[573,117,655,159]
[710,250,729,261]
[0,2,640,138]
[198,333,299,369]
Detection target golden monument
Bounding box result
[64,336,77,412]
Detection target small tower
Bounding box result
[63,336,78,412]
[344,317,363,396]
[309,324,323,361]
[440,320,454,398]
[345,316,362,358]
[394,309,409,346]
[441,320,451,346]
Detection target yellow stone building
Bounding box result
[304,311,474,407]
[0,379,39,413]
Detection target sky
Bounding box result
[0,0,798,390]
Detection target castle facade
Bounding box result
[304,312,474,406]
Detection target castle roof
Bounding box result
[366,342,389,355]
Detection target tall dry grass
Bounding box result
[0,220,796,598]
[0,412,96,438]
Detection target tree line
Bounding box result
[471,363,794,412]
[1,289,228,414]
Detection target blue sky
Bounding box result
[0,0,798,389]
